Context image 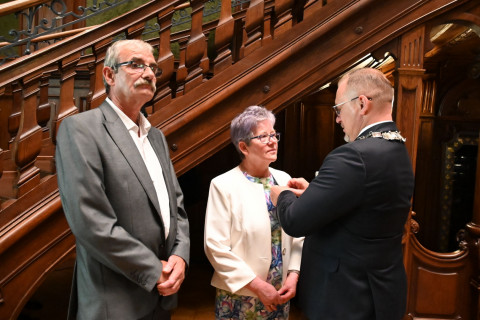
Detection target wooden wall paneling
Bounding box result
[209,0,235,75]
[184,0,209,94]
[152,3,177,113]
[411,77,440,251]
[394,25,426,174]
[403,219,472,319]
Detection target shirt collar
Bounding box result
[106,97,151,136]
[357,120,393,138]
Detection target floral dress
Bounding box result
[215,173,290,320]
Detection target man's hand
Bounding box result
[287,178,309,194]
[156,255,186,296]
[271,178,309,206]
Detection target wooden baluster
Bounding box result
[263,3,274,44]
[0,84,13,151]
[210,0,235,75]
[239,0,265,58]
[152,5,176,113]
[7,82,22,146]
[184,0,208,93]
[35,66,57,174]
[51,53,80,144]
[176,37,189,97]
[272,0,295,37]
[87,38,112,110]
[2,71,43,198]
[0,84,16,202]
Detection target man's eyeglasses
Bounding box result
[114,61,162,76]
[249,132,281,144]
[332,96,372,116]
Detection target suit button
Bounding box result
[282,248,286,255]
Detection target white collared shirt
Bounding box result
[106,98,170,238]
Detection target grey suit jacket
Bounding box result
[56,102,190,320]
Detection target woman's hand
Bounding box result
[246,277,283,312]
[278,271,299,303]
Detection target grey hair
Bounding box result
[342,67,394,104]
[103,39,154,94]
[230,105,276,160]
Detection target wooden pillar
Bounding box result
[394,25,426,174]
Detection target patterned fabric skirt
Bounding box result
[215,288,290,320]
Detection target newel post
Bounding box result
[394,25,426,174]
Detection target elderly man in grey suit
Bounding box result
[56,39,190,320]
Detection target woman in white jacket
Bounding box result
[204,106,304,319]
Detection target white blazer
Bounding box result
[204,166,304,296]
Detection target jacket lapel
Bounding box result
[99,102,163,218]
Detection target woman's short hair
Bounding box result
[230,105,276,159]
[103,39,154,94]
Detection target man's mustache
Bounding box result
[134,79,156,91]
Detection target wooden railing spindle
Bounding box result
[184,0,208,93]
[87,39,112,110]
[152,5,176,113]
[51,53,80,143]
[272,0,295,36]
[9,71,43,198]
[240,0,265,58]
[210,0,235,75]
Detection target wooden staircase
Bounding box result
[1,0,480,319]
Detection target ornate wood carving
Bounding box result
[403,212,472,320]
[394,25,427,173]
